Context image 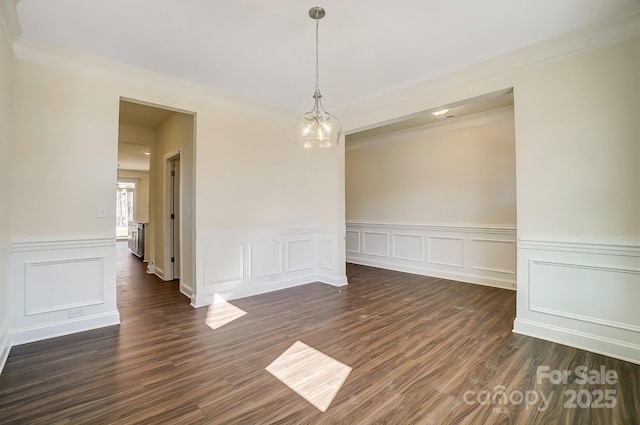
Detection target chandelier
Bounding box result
[295,7,342,149]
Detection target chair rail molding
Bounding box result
[346,221,517,290]
[514,236,640,365]
[193,226,347,308]
[7,235,120,346]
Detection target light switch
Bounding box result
[97,207,108,218]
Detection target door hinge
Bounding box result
[171,213,175,219]
[171,257,175,263]
[171,171,175,176]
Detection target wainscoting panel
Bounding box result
[427,236,464,268]
[0,244,10,374]
[25,257,104,315]
[392,234,423,262]
[470,238,516,274]
[194,228,347,307]
[515,238,640,365]
[320,239,336,271]
[251,242,283,278]
[8,236,120,346]
[362,232,389,257]
[204,243,244,286]
[346,222,516,290]
[346,230,360,254]
[287,240,314,272]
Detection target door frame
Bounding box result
[164,149,181,281]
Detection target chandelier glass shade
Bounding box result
[295,7,341,149]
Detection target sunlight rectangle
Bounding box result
[265,341,352,412]
[205,293,247,330]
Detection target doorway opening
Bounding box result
[166,153,181,281]
[343,88,517,295]
[117,98,196,301]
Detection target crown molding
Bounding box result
[339,10,640,133]
[346,106,514,151]
[0,0,20,54]
[10,37,294,119]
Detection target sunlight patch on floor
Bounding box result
[266,341,352,412]
[205,293,247,330]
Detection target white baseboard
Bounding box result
[7,235,120,350]
[516,237,640,365]
[0,320,10,375]
[348,257,514,290]
[192,275,317,308]
[154,266,165,281]
[346,222,516,291]
[514,318,640,365]
[318,274,349,287]
[194,227,347,307]
[10,311,121,346]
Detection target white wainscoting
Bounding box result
[0,243,10,374]
[8,236,121,346]
[346,222,516,290]
[514,237,640,365]
[193,227,347,307]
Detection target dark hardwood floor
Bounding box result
[0,242,638,424]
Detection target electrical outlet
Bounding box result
[69,308,85,318]
[97,207,108,218]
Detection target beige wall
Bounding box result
[9,46,341,237]
[0,15,12,367]
[0,23,9,252]
[340,35,640,241]
[153,112,193,280]
[514,38,640,240]
[8,38,345,295]
[346,109,516,226]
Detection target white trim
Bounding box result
[163,149,181,282]
[285,239,315,273]
[11,235,115,252]
[0,320,10,375]
[348,257,515,290]
[348,221,516,235]
[339,11,640,132]
[391,233,424,262]
[347,107,514,150]
[10,311,121,346]
[180,282,193,298]
[24,257,105,315]
[347,222,516,289]
[318,274,349,287]
[519,237,640,257]
[362,231,390,257]
[427,235,465,268]
[528,259,640,333]
[513,318,640,366]
[154,266,166,281]
[192,275,316,307]
[345,230,361,254]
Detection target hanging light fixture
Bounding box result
[295,7,342,149]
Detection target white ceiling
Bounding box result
[119,100,175,128]
[15,0,640,113]
[347,90,514,142]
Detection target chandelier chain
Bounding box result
[315,16,319,91]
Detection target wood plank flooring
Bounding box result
[0,242,638,424]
